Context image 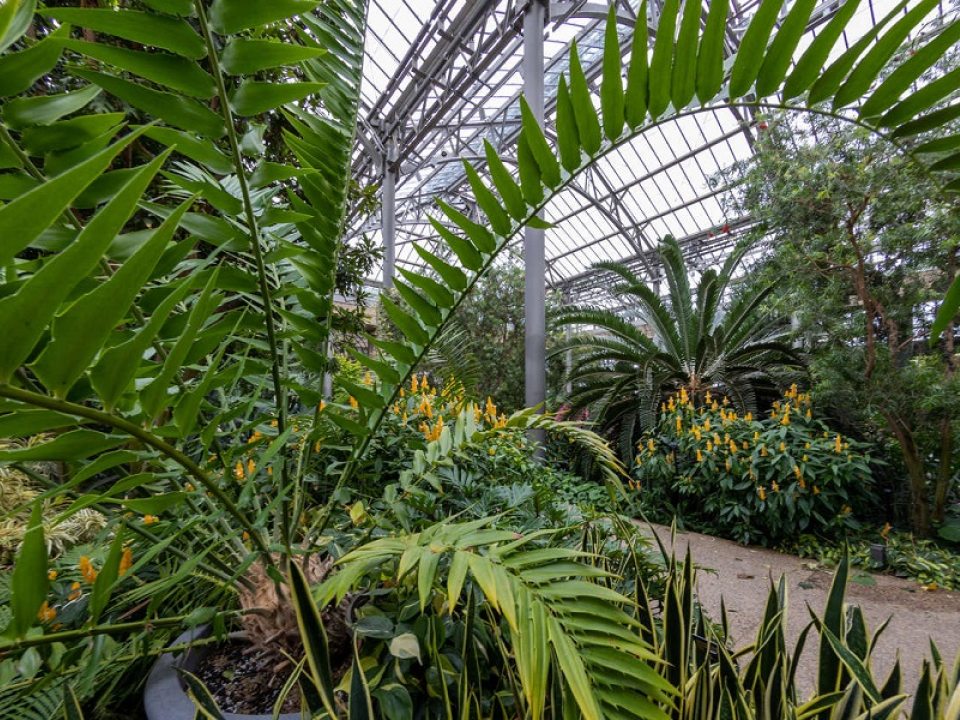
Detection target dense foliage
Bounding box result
[555,235,800,460]
[724,112,960,535]
[2,0,960,717]
[633,387,875,546]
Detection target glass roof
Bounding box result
[348,0,954,305]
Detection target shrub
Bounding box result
[632,386,876,545]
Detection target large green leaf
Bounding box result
[0,152,170,382]
[728,0,781,99]
[2,84,101,129]
[600,6,624,141]
[568,41,602,155]
[31,200,193,397]
[0,23,68,98]
[0,128,144,269]
[73,69,225,137]
[625,0,649,127]
[755,0,817,98]
[647,0,677,118]
[696,0,728,104]
[671,0,700,110]
[220,38,326,75]
[0,0,35,55]
[208,0,320,35]
[40,8,205,59]
[0,429,123,461]
[7,503,48,639]
[229,81,325,117]
[63,40,215,98]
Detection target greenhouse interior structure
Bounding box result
[2,0,960,717]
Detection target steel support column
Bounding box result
[523,0,547,452]
[381,138,397,289]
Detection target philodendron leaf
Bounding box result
[8,503,48,639]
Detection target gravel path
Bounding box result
[639,523,960,699]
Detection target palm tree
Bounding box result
[553,235,802,459]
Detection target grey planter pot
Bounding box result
[143,625,300,720]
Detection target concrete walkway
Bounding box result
[639,523,960,699]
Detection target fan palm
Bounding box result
[554,236,802,459]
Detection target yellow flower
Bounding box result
[706,440,713,452]
[488,447,496,456]
[185,482,195,492]
[834,435,842,453]
[705,390,712,403]
[813,485,821,495]
[744,412,753,422]
[842,505,852,515]
[703,418,711,432]
[363,371,373,386]
[349,395,359,410]
[779,442,786,453]
[675,416,682,433]
[48,569,58,581]
[242,531,250,542]
[771,481,780,493]
[79,556,97,584]
[742,441,749,450]
[68,582,82,601]
[647,438,656,453]
[757,486,766,501]
[119,547,133,576]
[411,374,419,393]
[754,431,761,441]
[696,449,703,462]
[805,409,812,420]
[802,454,809,463]
[318,400,327,412]
[143,514,159,525]
[725,458,732,471]
[399,388,405,398]
[760,444,768,456]
[881,522,892,539]
[37,601,56,623]
[793,465,802,480]
[234,461,244,480]
[247,458,256,476]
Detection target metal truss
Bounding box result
[349,0,936,306]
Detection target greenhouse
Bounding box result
[0,0,959,717]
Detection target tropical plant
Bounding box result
[3,0,960,716]
[553,235,802,459]
[723,111,960,535]
[632,386,876,545]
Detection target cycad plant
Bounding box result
[553,236,801,458]
[2,0,960,717]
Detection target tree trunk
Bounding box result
[882,411,930,535]
[934,418,953,523]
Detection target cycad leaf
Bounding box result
[755,0,816,98]
[517,134,545,206]
[31,200,193,397]
[221,39,326,75]
[647,0,677,118]
[428,217,483,271]
[807,1,907,106]
[568,41,602,155]
[600,5,625,141]
[413,244,468,291]
[0,128,143,269]
[556,75,582,172]
[229,81,325,117]
[437,200,496,253]
[462,160,511,236]
[397,267,454,309]
[696,0,728,103]
[2,84,101,129]
[671,0,701,110]
[860,19,960,118]
[728,0,781,99]
[90,277,197,409]
[0,24,69,98]
[73,69,225,137]
[483,140,526,220]
[625,0,649,127]
[63,40,215,98]
[519,97,562,188]
[0,152,169,382]
[783,0,861,99]
[208,0,320,35]
[380,295,429,347]
[40,8,205,59]
[880,66,960,128]
[833,0,939,109]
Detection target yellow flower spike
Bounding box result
[758,486,767,501]
[706,440,714,452]
[143,514,159,525]
[711,401,719,411]
[314,440,321,452]
[119,547,133,576]
[772,481,780,493]
[185,482,195,492]
[722,396,729,406]
[696,449,703,463]
[778,441,786,453]
[742,441,749,450]
[805,409,812,420]
[661,402,666,413]
[703,418,711,432]
[834,435,842,453]
[402,411,408,425]
[48,569,58,581]
[647,438,656,453]
[267,466,273,476]
[363,371,373,386]
[799,477,806,489]
[399,388,405,398]
[675,416,682,433]
[705,390,712,403]
[813,485,820,495]
[754,431,760,441]
[349,396,359,410]
[667,396,675,411]
[270,419,278,428]
[411,374,419,393]
[802,454,809,463]
[242,531,250,542]
[793,465,802,479]
[744,412,753,422]
[725,458,732,471]
[881,522,892,539]
[37,602,56,623]
[488,446,496,456]
[781,414,790,426]
[79,556,98,584]
[842,505,852,515]
[760,445,768,456]
[68,582,82,601]
[247,458,255,475]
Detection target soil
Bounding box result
[640,523,960,701]
[194,640,300,715]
